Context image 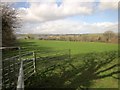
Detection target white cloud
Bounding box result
[18,2,94,23]
[98,0,119,2]
[27,0,55,3]
[27,0,119,3]
[16,1,118,34]
[99,0,118,10]
[18,1,119,23]
[1,0,26,2]
[19,19,118,34]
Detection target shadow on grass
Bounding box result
[25,50,120,89]
[3,41,55,59]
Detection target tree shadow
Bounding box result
[25,51,120,89]
[65,51,119,89]
[3,41,54,59]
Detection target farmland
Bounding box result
[15,39,119,89]
[19,39,118,55]
[2,2,119,90]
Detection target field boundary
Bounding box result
[2,47,71,90]
[2,48,37,90]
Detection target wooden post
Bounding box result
[18,47,21,62]
[13,58,17,87]
[17,61,24,90]
[0,48,2,90]
[34,52,37,71]
[17,47,24,90]
[33,51,36,74]
[8,58,11,88]
[2,61,5,89]
[69,49,71,60]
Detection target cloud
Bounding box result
[18,2,94,23]
[27,0,95,3]
[16,1,118,34]
[18,19,118,34]
[18,0,119,23]
[98,0,119,2]
[98,0,118,10]
[1,0,26,2]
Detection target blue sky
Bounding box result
[13,2,30,8]
[69,9,118,23]
[12,1,118,34]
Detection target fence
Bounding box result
[17,54,36,89]
[2,50,36,90]
[2,54,20,89]
[2,47,71,90]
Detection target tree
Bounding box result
[103,31,115,42]
[1,3,20,46]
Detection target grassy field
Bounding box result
[19,39,118,55]
[3,39,118,59]
[17,40,119,89]
[11,40,119,89]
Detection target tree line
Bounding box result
[24,31,118,43]
[1,4,118,47]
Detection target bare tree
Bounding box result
[103,31,115,42]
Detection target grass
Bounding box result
[18,39,118,55]
[25,50,119,89]
[4,39,119,89]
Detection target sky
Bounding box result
[3,0,119,34]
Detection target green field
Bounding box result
[19,39,118,55]
[17,40,119,89]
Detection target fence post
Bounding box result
[33,51,36,74]
[69,49,71,60]
[8,58,11,88]
[18,47,21,62]
[17,61,24,90]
